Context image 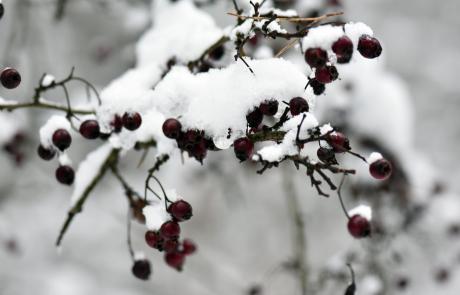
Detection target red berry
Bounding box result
[332,36,353,64]
[182,239,197,255]
[315,65,338,84]
[309,78,325,95]
[162,118,182,139]
[246,107,263,128]
[122,112,142,131]
[79,120,100,139]
[347,215,371,238]
[111,115,123,133]
[55,165,75,185]
[233,137,254,161]
[131,259,151,280]
[52,129,72,151]
[163,239,179,253]
[0,67,21,89]
[145,230,163,250]
[289,97,309,116]
[184,130,203,144]
[317,146,337,164]
[326,132,350,153]
[369,158,392,180]
[259,100,279,116]
[192,140,207,163]
[160,221,181,240]
[168,200,193,222]
[164,252,185,271]
[37,145,55,161]
[304,48,328,68]
[358,35,382,59]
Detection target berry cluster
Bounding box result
[0,67,21,89]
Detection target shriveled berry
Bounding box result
[145,231,163,250]
[347,215,371,238]
[164,252,185,271]
[369,158,392,180]
[0,67,21,89]
[315,65,338,84]
[131,259,151,280]
[122,112,142,131]
[55,165,75,185]
[160,221,181,240]
[52,129,72,151]
[326,132,350,153]
[163,239,179,253]
[37,145,55,161]
[304,48,328,68]
[317,146,337,164]
[79,120,100,139]
[259,100,279,116]
[332,36,353,64]
[162,118,182,139]
[168,200,193,222]
[358,35,382,59]
[246,107,263,128]
[192,140,207,163]
[111,115,123,133]
[289,97,309,116]
[233,137,254,161]
[182,239,197,255]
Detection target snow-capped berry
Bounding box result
[246,107,263,128]
[315,65,338,84]
[182,239,197,255]
[309,78,325,95]
[145,231,163,250]
[168,200,193,222]
[326,132,350,153]
[332,36,353,64]
[0,67,21,89]
[163,239,179,253]
[52,129,72,151]
[304,48,328,68]
[289,97,309,116]
[79,120,100,139]
[111,115,123,133]
[131,259,151,280]
[233,137,254,161]
[209,45,225,60]
[162,118,182,139]
[164,252,186,271]
[259,100,279,116]
[55,165,75,185]
[122,112,142,131]
[347,215,371,238]
[357,35,382,59]
[37,145,55,161]
[369,158,392,180]
[317,146,337,164]
[160,221,181,240]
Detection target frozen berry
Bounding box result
[332,36,353,64]
[309,78,325,95]
[162,118,182,139]
[163,239,179,253]
[111,115,123,133]
[0,67,21,89]
[160,221,181,240]
[326,132,350,153]
[145,231,163,250]
[122,112,142,131]
[315,65,338,84]
[79,120,100,139]
[164,252,185,271]
[317,146,337,164]
[358,35,382,59]
[304,48,328,68]
[37,145,55,161]
[369,158,392,180]
[289,97,309,116]
[209,45,225,60]
[246,107,263,128]
[182,239,197,255]
[259,100,279,116]
[55,165,75,185]
[131,259,151,280]
[347,215,371,238]
[168,200,193,222]
[52,129,72,151]
[233,137,254,161]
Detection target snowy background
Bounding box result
[0,0,459,294]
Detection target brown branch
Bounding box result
[227,11,343,23]
[0,100,94,115]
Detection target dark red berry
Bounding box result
[55,165,75,185]
[79,120,100,139]
[182,239,197,255]
[315,65,338,84]
[131,259,151,280]
[209,45,225,60]
[0,67,21,89]
[357,35,382,59]
[347,215,371,238]
[145,231,163,250]
[192,140,207,163]
[37,145,55,161]
[246,107,263,128]
[164,252,185,271]
[111,115,123,133]
[160,221,181,240]
[259,100,279,116]
[309,78,326,95]
[122,112,142,131]
[233,137,254,161]
[289,97,309,116]
[168,200,193,222]
[183,130,202,144]
[326,132,350,153]
[52,129,72,151]
[369,158,392,180]
[332,36,353,64]
[317,146,337,164]
[163,239,179,253]
[304,48,328,68]
[162,118,182,139]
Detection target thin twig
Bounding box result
[227,11,343,23]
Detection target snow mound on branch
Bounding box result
[143,202,169,231]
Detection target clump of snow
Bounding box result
[40,74,55,87]
[143,202,169,231]
[0,97,19,106]
[367,152,383,164]
[39,115,71,149]
[348,204,372,220]
[58,153,72,166]
[344,22,374,48]
[230,19,254,41]
[0,113,21,144]
[302,25,345,51]
[134,252,146,261]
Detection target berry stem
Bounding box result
[337,174,351,219]
[126,209,135,261]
